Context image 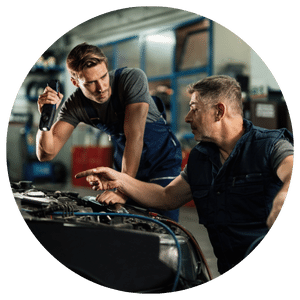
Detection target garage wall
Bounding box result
[7,7,280,183]
[213,22,251,75]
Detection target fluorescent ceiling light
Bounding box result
[146,34,175,44]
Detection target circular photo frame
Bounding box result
[3,3,298,299]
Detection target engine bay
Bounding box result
[12,181,211,293]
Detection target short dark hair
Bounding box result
[66,42,108,78]
[187,75,243,115]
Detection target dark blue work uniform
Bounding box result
[186,119,293,274]
[82,68,182,221]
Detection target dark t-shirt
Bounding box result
[58,68,161,128]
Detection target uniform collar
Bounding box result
[194,119,254,165]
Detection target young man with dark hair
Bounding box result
[36,42,182,221]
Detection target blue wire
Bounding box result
[52,211,182,292]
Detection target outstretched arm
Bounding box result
[75,167,193,210]
[267,155,293,228]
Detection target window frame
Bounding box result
[97,17,214,134]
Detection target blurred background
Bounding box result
[7,6,292,187]
[4,5,295,283]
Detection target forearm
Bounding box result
[117,173,170,210]
[36,120,74,162]
[121,137,143,178]
[117,172,191,211]
[267,155,293,228]
[36,85,64,161]
[122,102,148,178]
[75,167,192,209]
[267,190,287,228]
[36,129,57,161]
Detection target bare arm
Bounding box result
[75,167,193,210]
[267,155,293,228]
[36,85,75,161]
[122,102,149,177]
[36,120,75,161]
[99,102,149,203]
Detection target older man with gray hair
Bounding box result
[76,75,293,274]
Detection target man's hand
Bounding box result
[96,190,128,205]
[75,167,121,191]
[77,167,192,211]
[37,85,63,114]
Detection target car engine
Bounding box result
[12,181,211,293]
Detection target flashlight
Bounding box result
[39,80,60,131]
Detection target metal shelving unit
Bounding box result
[97,17,214,135]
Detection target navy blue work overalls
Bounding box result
[82,68,182,221]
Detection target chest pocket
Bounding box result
[228,173,267,223]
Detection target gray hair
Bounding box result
[187,75,243,115]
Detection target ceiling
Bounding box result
[52,7,199,49]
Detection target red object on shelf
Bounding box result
[72,146,113,187]
[181,150,190,170]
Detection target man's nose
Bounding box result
[96,80,104,91]
[185,110,192,123]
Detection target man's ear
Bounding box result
[215,103,225,121]
[71,77,79,88]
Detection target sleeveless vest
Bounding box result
[187,119,293,273]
